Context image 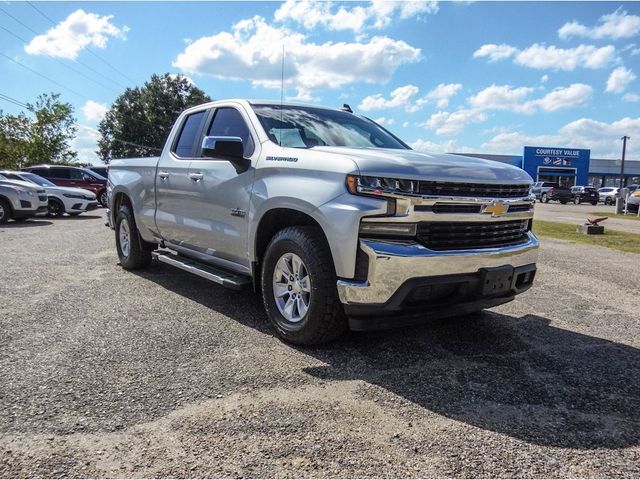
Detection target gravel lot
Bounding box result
[1,214,639,478]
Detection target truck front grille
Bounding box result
[417,181,530,198]
[417,203,533,214]
[417,220,530,251]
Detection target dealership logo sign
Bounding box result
[543,157,572,166]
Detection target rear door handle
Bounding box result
[158,171,170,180]
[189,172,204,181]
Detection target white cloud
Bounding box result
[558,8,640,40]
[420,109,487,136]
[82,100,108,122]
[173,16,420,95]
[417,83,462,108]
[606,67,636,93]
[474,42,617,71]
[274,0,438,33]
[374,116,395,126]
[623,92,640,102]
[541,74,549,83]
[468,83,592,114]
[71,124,100,164]
[482,116,640,158]
[473,43,517,62]
[358,84,419,111]
[468,84,534,112]
[24,9,128,60]
[530,84,593,112]
[410,138,463,153]
[515,43,616,71]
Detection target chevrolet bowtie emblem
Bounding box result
[482,202,509,217]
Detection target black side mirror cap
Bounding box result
[201,136,249,173]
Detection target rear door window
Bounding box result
[173,111,206,158]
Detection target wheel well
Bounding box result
[112,192,132,213]
[254,208,327,265]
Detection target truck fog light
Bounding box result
[359,222,417,237]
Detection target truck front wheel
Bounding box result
[115,205,152,270]
[261,226,346,345]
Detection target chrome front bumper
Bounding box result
[337,231,539,306]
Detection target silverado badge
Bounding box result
[482,201,509,217]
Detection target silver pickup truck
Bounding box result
[108,100,538,345]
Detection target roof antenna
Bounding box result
[340,104,353,113]
[280,43,285,148]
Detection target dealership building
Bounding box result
[454,146,640,188]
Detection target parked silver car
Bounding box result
[598,187,619,205]
[0,173,48,223]
[626,189,640,213]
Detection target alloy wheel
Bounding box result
[272,252,311,323]
[119,218,131,258]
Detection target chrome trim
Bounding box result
[337,231,539,305]
[362,195,536,223]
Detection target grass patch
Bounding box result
[533,220,640,255]
[588,212,640,221]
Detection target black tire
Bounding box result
[98,190,108,207]
[0,198,12,224]
[48,198,65,217]
[115,204,152,270]
[560,200,568,205]
[541,193,548,203]
[591,201,598,205]
[574,197,581,205]
[261,226,346,345]
[605,197,613,206]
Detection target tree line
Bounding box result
[0,73,211,170]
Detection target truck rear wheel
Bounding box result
[261,226,346,345]
[115,205,152,270]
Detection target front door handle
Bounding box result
[158,171,170,180]
[189,172,204,181]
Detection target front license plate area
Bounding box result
[480,266,514,297]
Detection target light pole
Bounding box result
[620,135,629,188]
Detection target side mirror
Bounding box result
[82,174,93,182]
[201,136,249,174]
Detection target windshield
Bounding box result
[251,104,408,150]
[82,169,106,181]
[19,172,56,187]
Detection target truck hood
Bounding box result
[310,147,532,184]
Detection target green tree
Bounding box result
[98,73,211,162]
[0,93,77,169]
[27,93,77,165]
[0,112,30,169]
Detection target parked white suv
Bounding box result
[0,170,98,217]
[0,173,48,223]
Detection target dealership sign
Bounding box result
[522,146,591,185]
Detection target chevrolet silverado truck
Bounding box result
[107,100,538,345]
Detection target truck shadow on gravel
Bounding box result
[137,266,640,451]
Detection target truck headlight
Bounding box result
[346,175,416,197]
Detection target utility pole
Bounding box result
[620,135,629,188]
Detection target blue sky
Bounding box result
[1,1,639,164]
